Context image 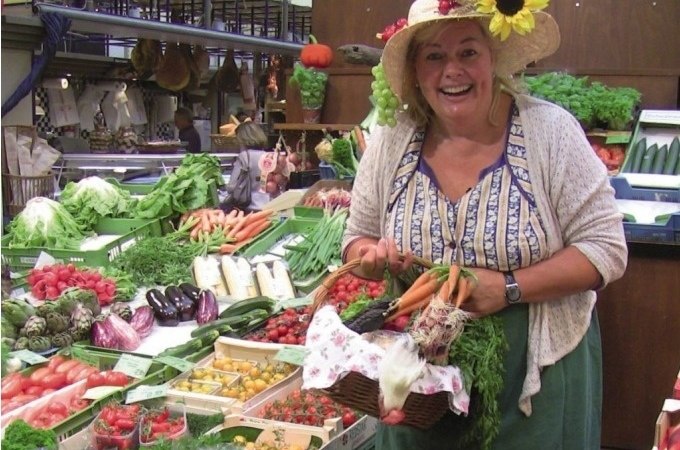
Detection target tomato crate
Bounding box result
[1,217,158,271]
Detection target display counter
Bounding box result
[53,153,238,184]
[598,242,680,449]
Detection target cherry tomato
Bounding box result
[115,418,135,431]
[342,411,357,427]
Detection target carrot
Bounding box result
[243,209,274,226]
[438,280,451,302]
[219,243,238,254]
[448,264,460,299]
[180,212,190,223]
[454,277,472,308]
[387,295,432,323]
[234,218,270,242]
[201,211,212,233]
[224,210,240,227]
[396,278,439,312]
[191,208,206,219]
[190,225,201,241]
[402,271,432,297]
[226,216,248,238]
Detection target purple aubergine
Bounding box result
[145,288,179,326]
[91,320,119,349]
[165,286,196,322]
[105,314,141,351]
[196,289,218,325]
[129,305,155,338]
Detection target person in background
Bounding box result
[174,107,202,153]
[343,0,628,449]
[223,119,271,211]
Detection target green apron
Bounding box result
[373,304,602,450]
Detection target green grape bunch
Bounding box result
[371,63,400,127]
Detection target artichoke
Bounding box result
[51,332,74,348]
[18,326,28,338]
[13,337,29,351]
[70,304,94,334]
[1,298,36,327]
[45,312,69,334]
[2,337,16,349]
[35,302,57,319]
[110,302,132,322]
[24,316,47,337]
[1,317,17,340]
[94,313,109,322]
[56,287,101,316]
[28,336,51,353]
[68,326,89,342]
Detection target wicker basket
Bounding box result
[2,172,56,216]
[136,142,183,154]
[310,257,451,430]
[210,134,241,153]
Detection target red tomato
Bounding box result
[69,397,90,411]
[1,378,23,399]
[86,373,106,389]
[25,385,45,396]
[55,359,82,374]
[29,367,53,384]
[47,401,69,415]
[47,355,67,371]
[72,366,99,384]
[9,394,39,405]
[2,401,24,413]
[42,388,57,395]
[342,411,357,427]
[19,376,34,391]
[40,372,67,390]
[104,371,129,387]
[65,363,91,384]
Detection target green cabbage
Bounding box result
[60,177,136,229]
[6,197,88,249]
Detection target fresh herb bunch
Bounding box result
[185,412,224,436]
[1,419,58,450]
[330,137,359,178]
[289,63,328,108]
[448,315,508,450]
[112,235,203,286]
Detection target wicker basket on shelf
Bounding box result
[309,257,451,430]
[210,134,241,153]
[2,172,56,216]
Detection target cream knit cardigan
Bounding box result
[343,94,628,416]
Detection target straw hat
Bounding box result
[382,0,560,99]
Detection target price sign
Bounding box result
[9,349,49,365]
[605,133,631,145]
[155,356,195,373]
[274,346,309,366]
[82,386,123,400]
[114,354,152,379]
[71,347,100,368]
[125,384,168,404]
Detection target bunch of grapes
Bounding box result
[371,63,400,127]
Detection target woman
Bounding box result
[344,0,627,448]
[223,119,270,211]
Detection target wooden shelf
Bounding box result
[273,123,356,132]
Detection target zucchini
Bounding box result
[651,144,668,175]
[639,143,658,174]
[663,137,679,175]
[630,138,647,173]
[157,330,220,358]
[191,315,251,338]
[219,296,275,319]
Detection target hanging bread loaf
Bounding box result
[216,48,240,92]
[155,42,190,92]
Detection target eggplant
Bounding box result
[179,283,201,304]
[165,285,197,322]
[130,305,155,338]
[145,289,179,326]
[196,289,219,325]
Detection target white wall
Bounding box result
[1,48,33,126]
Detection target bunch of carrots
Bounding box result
[386,264,475,323]
[178,208,274,254]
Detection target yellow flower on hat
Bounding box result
[477,0,549,41]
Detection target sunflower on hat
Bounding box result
[476,0,550,41]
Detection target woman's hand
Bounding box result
[459,268,507,317]
[354,238,413,280]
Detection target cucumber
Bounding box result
[219,296,275,319]
[664,137,679,175]
[157,330,220,358]
[630,138,647,173]
[676,150,680,175]
[620,140,638,173]
[651,144,668,174]
[639,143,658,174]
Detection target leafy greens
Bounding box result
[60,176,136,229]
[6,197,88,249]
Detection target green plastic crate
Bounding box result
[237,217,321,258]
[293,205,325,219]
[1,218,157,271]
[107,177,221,208]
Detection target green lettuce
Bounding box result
[6,197,88,249]
[60,176,136,230]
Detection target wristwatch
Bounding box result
[503,271,522,305]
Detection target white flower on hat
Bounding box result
[476,0,550,41]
